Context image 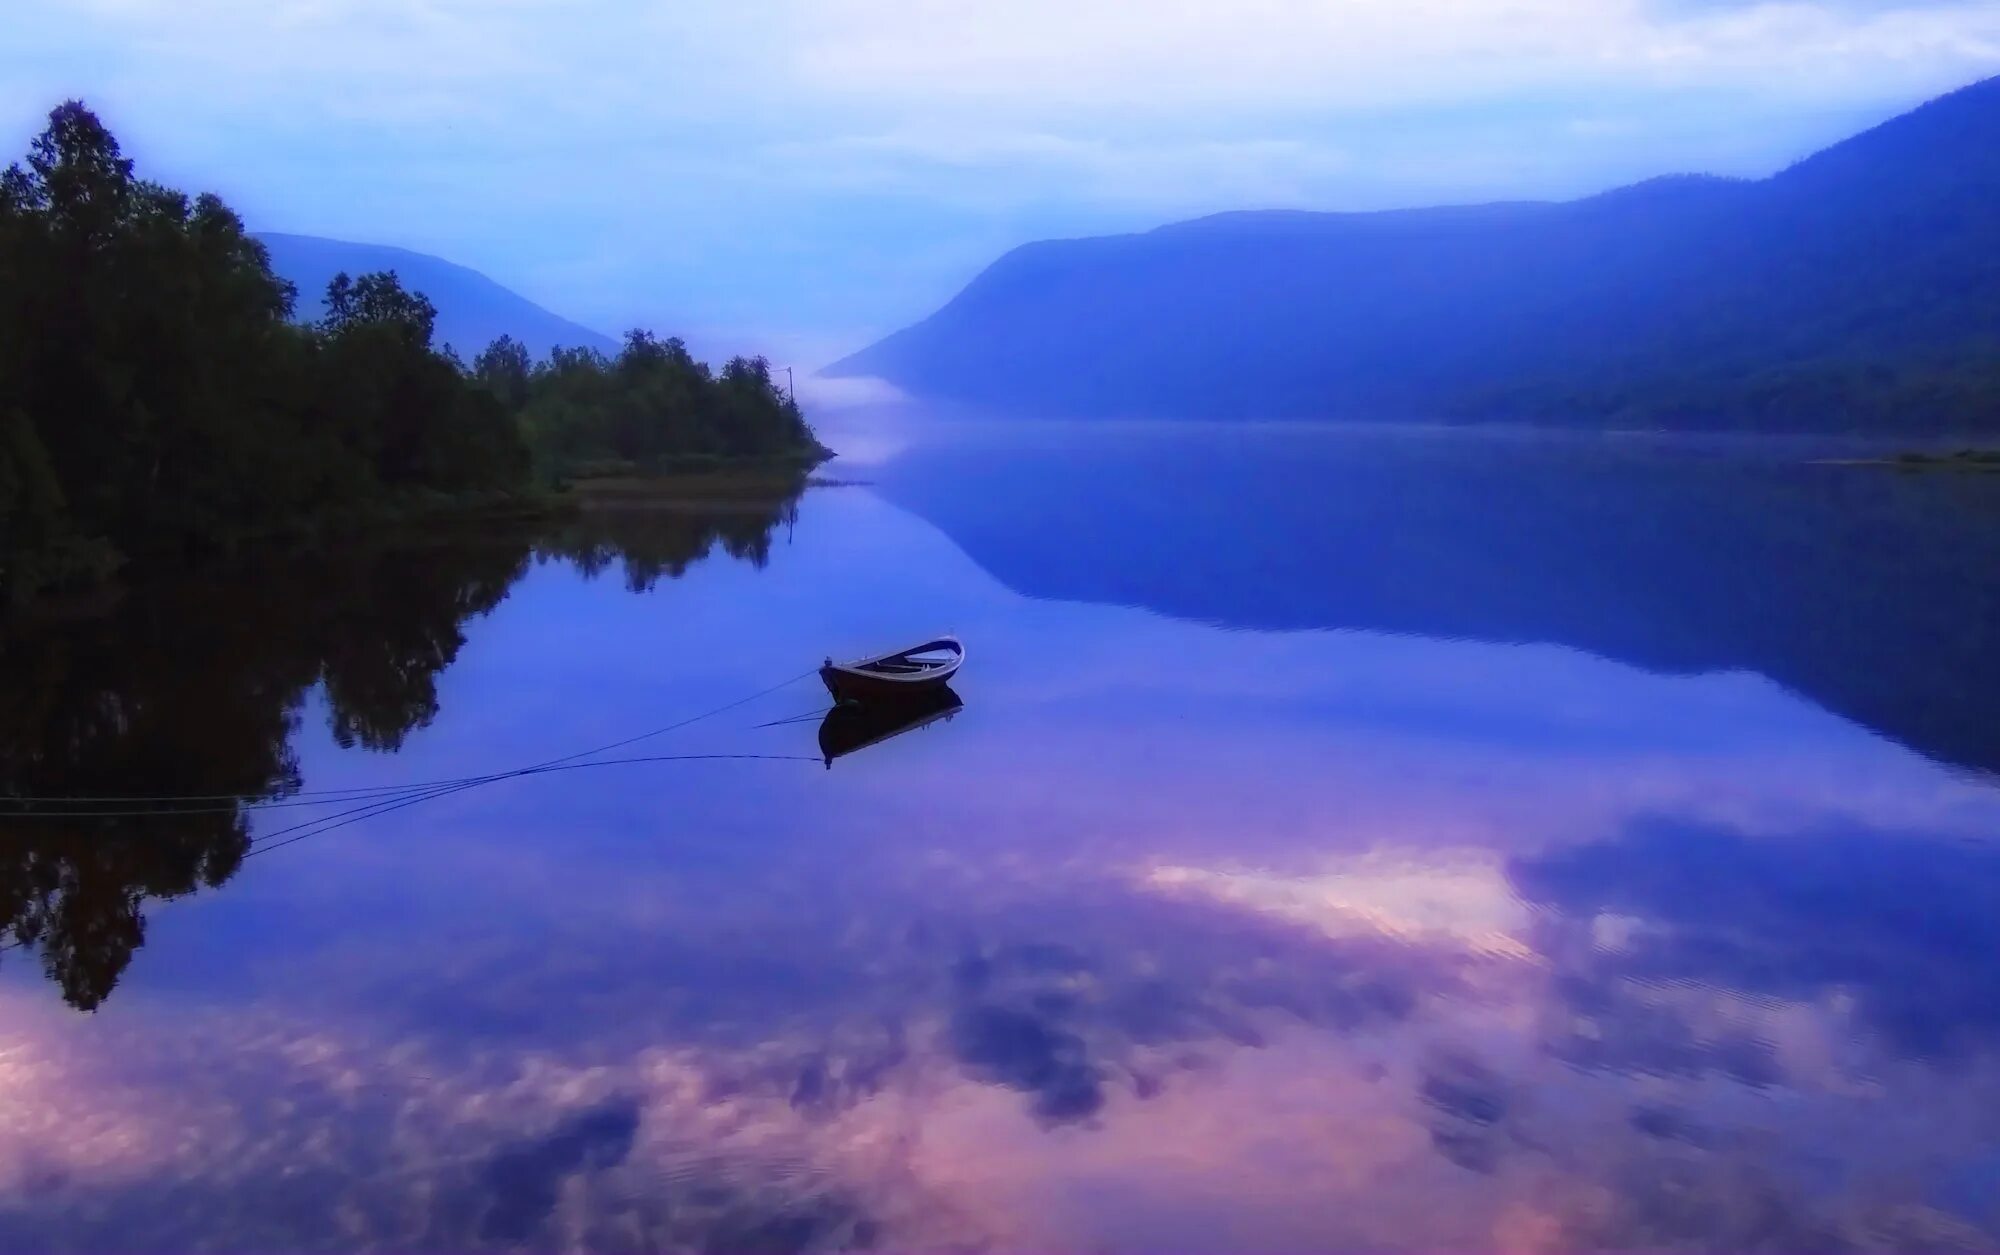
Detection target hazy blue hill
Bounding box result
[256,233,617,361]
[829,76,2000,432]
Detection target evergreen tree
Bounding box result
[0,100,818,609]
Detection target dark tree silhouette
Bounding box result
[0,100,828,609]
[507,331,826,483]
[473,335,534,412]
[0,101,537,607]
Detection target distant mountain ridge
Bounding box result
[830,77,2000,432]
[256,233,617,361]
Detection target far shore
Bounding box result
[1814,449,2000,473]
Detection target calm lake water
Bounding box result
[6,420,2000,1252]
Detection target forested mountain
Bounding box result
[257,233,617,361]
[830,76,2000,432]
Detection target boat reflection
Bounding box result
[818,687,964,768]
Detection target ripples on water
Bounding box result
[4,423,2000,1252]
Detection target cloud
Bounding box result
[4,0,1998,353]
[770,129,1357,209]
[1145,856,1536,959]
[788,0,2000,113]
[1510,814,2000,1061]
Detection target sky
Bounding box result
[5,0,2000,365]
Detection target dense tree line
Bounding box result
[0,102,530,605]
[472,330,827,482]
[1,102,825,608]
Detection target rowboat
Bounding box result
[819,685,963,767]
[820,636,964,703]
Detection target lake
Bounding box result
[5,419,2000,1252]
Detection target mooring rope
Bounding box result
[750,704,837,730]
[241,751,818,860]
[0,668,823,826]
[0,669,834,964]
[230,668,822,857]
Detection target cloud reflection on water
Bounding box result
[3,483,2000,1249]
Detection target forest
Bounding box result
[471,331,828,482]
[0,102,824,609]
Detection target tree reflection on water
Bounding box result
[0,485,808,1010]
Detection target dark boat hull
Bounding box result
[819,636,964,703]
[820,664,957,702]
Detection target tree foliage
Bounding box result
[0,101,535,605]
[494,330,827,482]
[0,102,824,609]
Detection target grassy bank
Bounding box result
[565,470,840,503]
[555,445,839,504]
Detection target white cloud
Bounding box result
[768,128,1355,208]
[3,0,1997,343]
[787,0,2000,114]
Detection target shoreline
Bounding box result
[563,467,844,504]
[1814,450,2000,473]
[5,456,837,620]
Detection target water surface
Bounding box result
[4,422,2000,1252]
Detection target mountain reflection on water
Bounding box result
[876,421,2000,779]
[4,428,2000,1253]
[0,489,804,1011]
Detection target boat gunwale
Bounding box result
[825,636,964,685]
